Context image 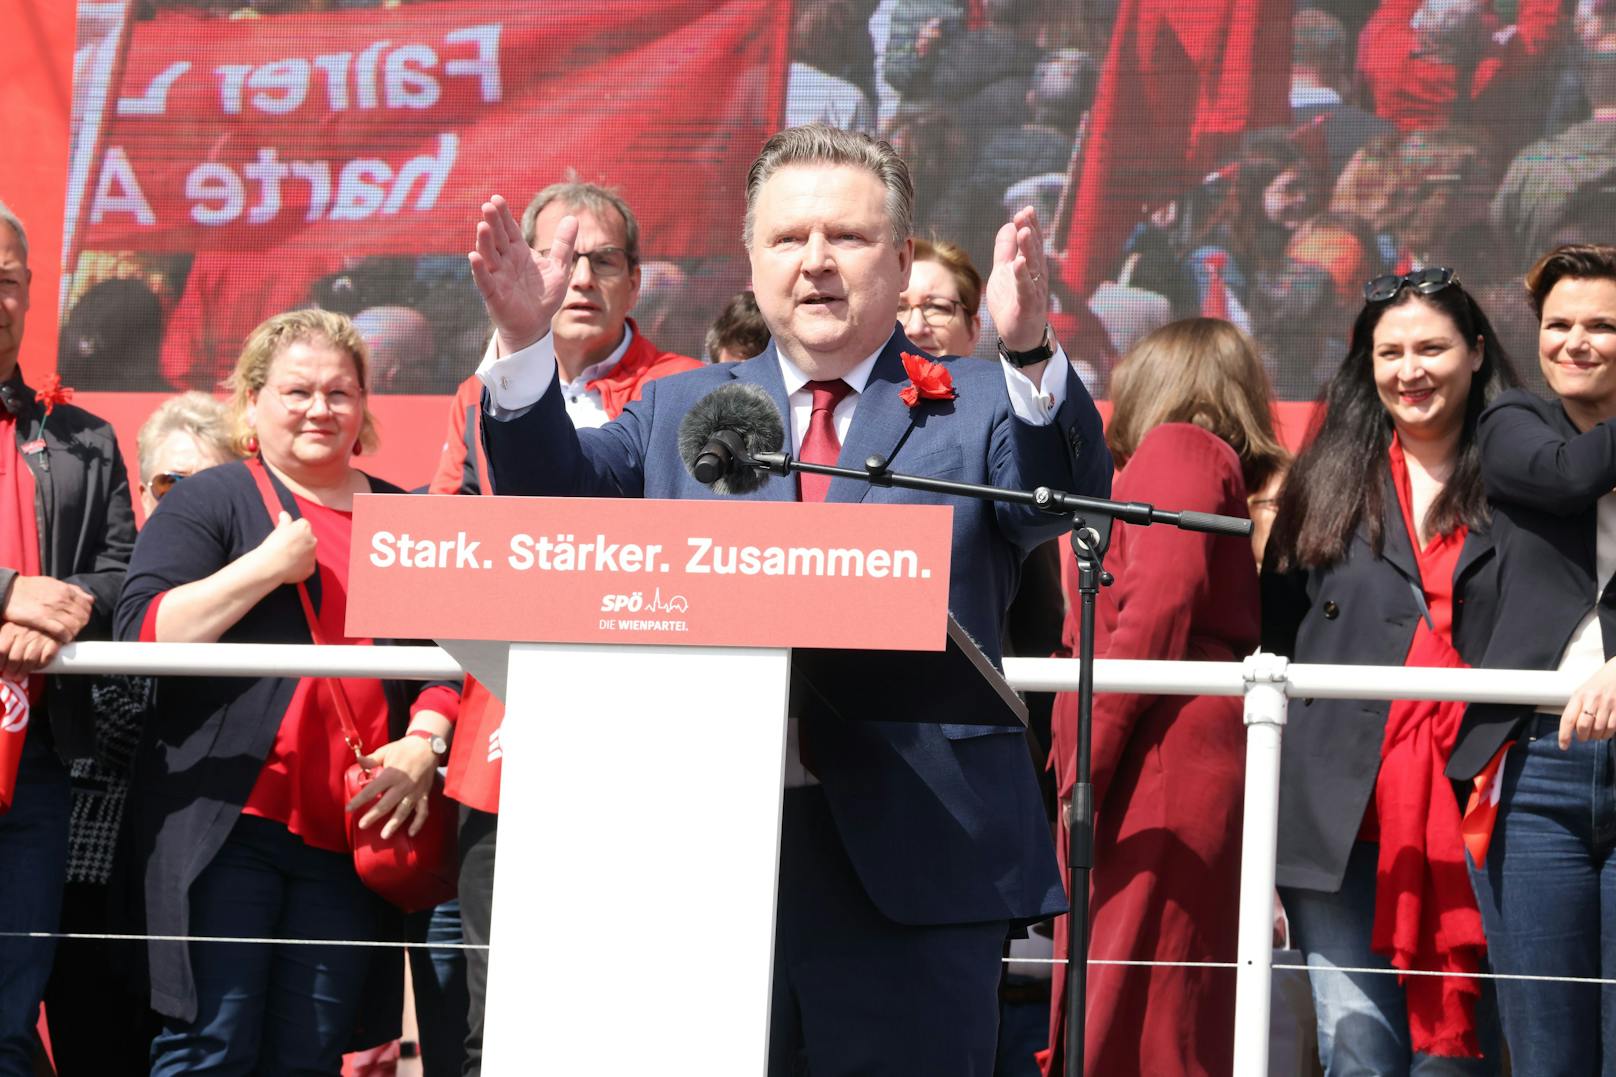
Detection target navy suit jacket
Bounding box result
[482,327,1111,925]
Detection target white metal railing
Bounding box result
[42,642,1586,1076]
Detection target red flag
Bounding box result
[1059,0,1291,296]
[80,0,789,260]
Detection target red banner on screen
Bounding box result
[78,0,788,259]
[1059,0,1290,294]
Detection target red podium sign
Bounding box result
[345,494,954,651]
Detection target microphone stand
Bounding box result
[744,449,1250,1077]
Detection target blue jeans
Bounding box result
[1467,717,1616,1077]
[150,815,388,1076]
[0,736,69,1077]
[1282,842,1501,1076]
[406,900,468,1077]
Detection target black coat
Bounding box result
[1449,389,1616,779]
[115,460,457,1040]
[1263,474,1498,892]
[0,368,135,760]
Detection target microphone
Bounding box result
[676,383,785,495]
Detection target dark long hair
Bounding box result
[1266,282,1520,572]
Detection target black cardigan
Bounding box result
[1449,388,1616,779]
[1262,473,1498,893]
[115,459,457,1039]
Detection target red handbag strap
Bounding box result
[245,457,367,762]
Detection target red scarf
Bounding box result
[1371,439,1487,1057]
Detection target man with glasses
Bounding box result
[429,179,700,1076]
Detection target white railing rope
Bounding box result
[43,642,1575,1075]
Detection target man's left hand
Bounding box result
[985,206,1051,353]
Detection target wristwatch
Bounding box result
[997,324,1056,368]
[407,729,449,757]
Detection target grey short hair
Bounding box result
[521,177,640,266]
[743,124,914,247]
[136,391,237,481]
[0,199,28,263]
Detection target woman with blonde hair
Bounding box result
[1043,317,1286,1075]
[117,309,460,1074]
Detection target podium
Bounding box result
[346,493,1026,1073]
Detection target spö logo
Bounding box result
[0,679,29,734]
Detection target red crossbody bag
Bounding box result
[247,457,457,912]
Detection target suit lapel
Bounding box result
[1379,472,1420,586]
[727,348,796,503]
[830,332,915,505]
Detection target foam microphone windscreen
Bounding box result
[676,382,785,495]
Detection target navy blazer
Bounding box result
[1263,475,1498,892]
[115,460,456,1038]
[1450,389,1616,779]
[482,328,1111,925]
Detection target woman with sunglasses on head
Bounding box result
[135,391,238,516]
[1446,243,1616,1074]
[1264,267,1515,1076]
[116,310,460,1075]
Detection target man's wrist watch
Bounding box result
[997,325,1056,368]
[407,729,449,757]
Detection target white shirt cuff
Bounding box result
[1000,344,1069,426]
[476,333,559,417]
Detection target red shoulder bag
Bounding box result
[248,458,457,912]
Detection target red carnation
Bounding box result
[898,352,956,408]
[36,373,74,416]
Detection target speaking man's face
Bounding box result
[0,224,30,380]
[748,163,911,379]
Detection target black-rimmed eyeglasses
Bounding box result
[1363,267,1459,303]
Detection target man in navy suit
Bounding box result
[467,124,1109,1075]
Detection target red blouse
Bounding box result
[142,493,457,853]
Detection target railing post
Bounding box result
[1233,651,1289,1076]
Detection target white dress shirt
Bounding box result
[1539,493,1616,712]
[479,326,635,429]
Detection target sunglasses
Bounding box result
[149,471,189,501]
[1363,266,1459,303]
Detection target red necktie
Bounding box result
[798,379,853,503]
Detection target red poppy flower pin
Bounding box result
[897,352,956,408]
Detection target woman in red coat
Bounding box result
[1043,318,1288,1076]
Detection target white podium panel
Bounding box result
[482,642,792,1074]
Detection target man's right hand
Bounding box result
[2,576,93,643]
[467,195,579,356]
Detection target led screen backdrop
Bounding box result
[59,0,1590,410]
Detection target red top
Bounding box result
[0,413,43,705]
[141,492,457,853]
[1359,435,1467,841]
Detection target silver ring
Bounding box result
[1584,709,1598,717]
[1030,272,1042,283]
[398,796,414,809]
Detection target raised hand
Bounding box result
[468,194,580,355]
[985,206,1052,353]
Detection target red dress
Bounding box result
[1044,424,1259,1077]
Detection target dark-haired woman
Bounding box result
[1448,243,1616,1073]
[1264,268,1513,1075]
